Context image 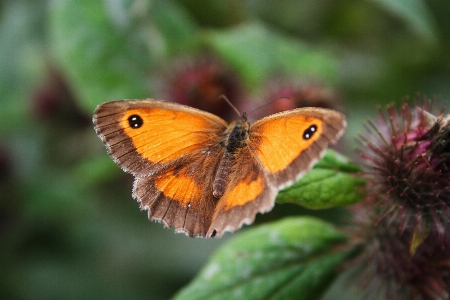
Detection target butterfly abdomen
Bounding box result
[213,152,234,198]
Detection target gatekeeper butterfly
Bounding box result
[93,99,346,237]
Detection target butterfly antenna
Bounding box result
[247,97,292,115]
[219,95,241,117]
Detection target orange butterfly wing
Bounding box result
[207,147,277,237]
[93,100,227,236]
[249,107,346,187]
[93,100,227,176]
[208,108,346,237]
[133,146,223,237]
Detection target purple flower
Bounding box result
[353,101,450,299]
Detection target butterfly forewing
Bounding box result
[93,100,227,177]
[249,107,346,188]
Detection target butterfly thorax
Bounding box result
[225,119,250,153]
[213,116,250,198]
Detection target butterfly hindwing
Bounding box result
[133,144,224,237]
[207,147,277,237]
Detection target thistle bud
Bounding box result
[353,101,450,299]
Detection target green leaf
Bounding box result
[49,0,152,113]
[204,22,338,89]
[0,1,47,135]
[49,0,199,114]
[276,150,366,209]
[173,217,352,300]
[150,1,199,56]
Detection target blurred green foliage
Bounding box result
[0,0,449,299]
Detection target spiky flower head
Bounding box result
[358,101,450,238]
[353,100,450,300]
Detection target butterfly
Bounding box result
[93,99,346,237]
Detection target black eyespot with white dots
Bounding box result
[303,125,317,140]
[128,114,143,128]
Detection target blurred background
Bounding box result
[0,0,449,299]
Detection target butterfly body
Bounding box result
[213,116,250,198]
[93,99,346,237]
